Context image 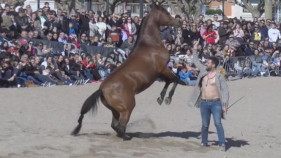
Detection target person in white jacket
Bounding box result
[268,23,281,43]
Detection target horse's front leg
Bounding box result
[157,79,171,105]
[158,67,186,105]
[164,82,178,105]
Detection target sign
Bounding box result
[202,5,206,16]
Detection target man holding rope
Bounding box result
[187,39,229,151]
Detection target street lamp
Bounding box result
[140,0,144,18]
[38,0,40,9]
[106,0,109,15]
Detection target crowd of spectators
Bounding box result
[0,1,281,88]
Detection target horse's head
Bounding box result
[150,0,180,27]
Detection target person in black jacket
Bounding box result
[43,11,59,36]
[219,22,231,46]
[79,9,90,36]
[56,9,68,34]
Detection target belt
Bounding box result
[201,98,220,102]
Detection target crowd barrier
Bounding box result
[170,55,281,79]
[218,55,281,78]
[23,38,115,57]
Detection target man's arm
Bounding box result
[219,74,229,109]
[191,39,205,72]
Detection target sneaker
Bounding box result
[77,79,83,85]
[200,143,207,147]
[47,83,56,87]
[42,81,48,87]
[219,144,226,151]
[75,80,81,85]
[83,79,90,84]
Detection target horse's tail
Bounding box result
[71,89,103,136]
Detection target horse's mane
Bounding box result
[129,4,168,55]
[129,16,146,55]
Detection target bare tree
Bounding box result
[167,0,212,19]
[55,0,78,14]
[99,0,126,14]
[227,0,281,18]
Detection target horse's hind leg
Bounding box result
[100,95,120,133]
[116,109,134,141]
[157,79,170,105]
[103,93,136,141]
[111,109,120,133]
[115,98,135,141]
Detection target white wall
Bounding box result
[231,1,264,21]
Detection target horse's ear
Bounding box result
[150,0,156,8]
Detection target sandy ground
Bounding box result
[1,77,281,158]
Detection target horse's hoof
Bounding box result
[157,97,163,105]
[164,97,171,105]
[123,134,132,141]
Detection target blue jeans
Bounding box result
[182,78,196,85]
[83,69,93,80]
[27,76,43,85]
[200,100,225,146]
[252,62,266,76]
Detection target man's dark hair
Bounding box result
[208,56,219,68]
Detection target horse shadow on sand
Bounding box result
[78,131,249,151]
[126,131,249,151]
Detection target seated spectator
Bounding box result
[58,32,67,43]
[120,35,134,52]
[178,67,196,86]
[0,61,15,87]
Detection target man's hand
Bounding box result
[8,76,15,82]
[34,71,39,74]
[193,39,200,50]
[222,107,228,114]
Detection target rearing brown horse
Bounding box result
[71,1,184,140]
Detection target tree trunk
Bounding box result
[265,1,273,20]
[251,10,262,18]
[193,3,202,19]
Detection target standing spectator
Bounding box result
[219,22,230,45]
[268,23,281,43]
[123,17,137,36]
[203,25,217,45]
[259,19,268,40]
[79,9,90,36]
[15,9,29,33]
[43,11,58,36]
[233,24,244,38]
[37,9,47,29]
[251,25,263,43]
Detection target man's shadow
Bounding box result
[127,131,249,151]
